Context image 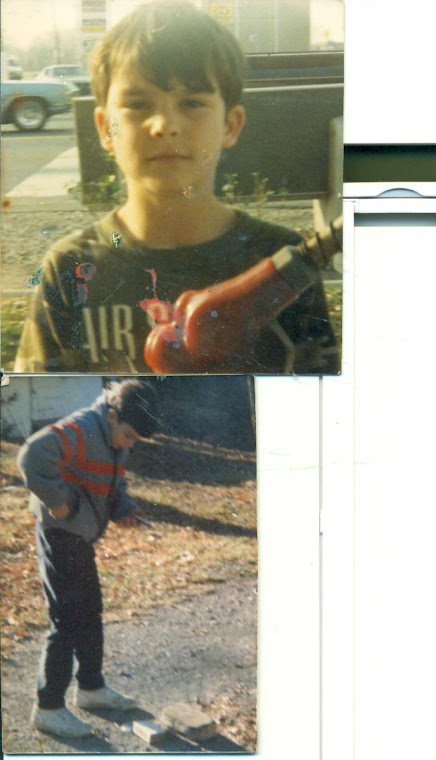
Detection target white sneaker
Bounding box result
[75,685,137,711]
[31,705,93,737]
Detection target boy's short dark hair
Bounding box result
[106,379,157,437]
[89,0,246,111]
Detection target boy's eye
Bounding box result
[181,98,205,109]
[126,101,152,110]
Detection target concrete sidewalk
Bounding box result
[7,147,80,199]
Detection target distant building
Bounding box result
[200,0,311,53]
[80,0,108,63]
[2,377,102,439]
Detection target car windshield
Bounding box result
[54,67,86,76]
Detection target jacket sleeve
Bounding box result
[16,427,80,510]
[14,249,90,373]
[111,475,139,521]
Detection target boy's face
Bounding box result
[94,66,245,198]
[108,409,141,450]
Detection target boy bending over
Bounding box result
[15,0,339,375]
[17,380,156,738]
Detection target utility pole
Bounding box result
[52,1,61,63]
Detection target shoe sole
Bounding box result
[76,701,136,711]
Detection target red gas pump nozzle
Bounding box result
[144,217,343,374]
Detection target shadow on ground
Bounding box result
[128,436,256,487]
[136,497,257,538]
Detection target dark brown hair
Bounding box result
[89,0,246,110]
[107,379,158,438]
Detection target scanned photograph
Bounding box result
[0,374,257,752]
[1,0,344,375]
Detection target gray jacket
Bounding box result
[17,391,138,543]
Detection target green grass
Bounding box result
[1,296,29,371]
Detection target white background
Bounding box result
[329,1,436,758]
[344,0,436,144]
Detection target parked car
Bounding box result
[1,79,78,132]
[6,56,23,80]
[1,53,23,81]
[35,64,91,96]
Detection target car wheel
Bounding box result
[11,98,47,132]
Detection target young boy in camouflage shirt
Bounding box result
[15,0,339,375]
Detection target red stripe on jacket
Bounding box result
[50,420,125,494]
[61,470,112,495]
[49,424,73,466]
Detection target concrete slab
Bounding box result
[132,719,169,745]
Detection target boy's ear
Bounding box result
[107,407,117,424]
[222,105,246,150]
[94,106,114,153]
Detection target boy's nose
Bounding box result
[146,111,181,137]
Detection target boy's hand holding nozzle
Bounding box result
[144,217,343,374]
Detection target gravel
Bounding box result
[1,576,257,754]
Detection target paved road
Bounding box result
[1,113,76,193]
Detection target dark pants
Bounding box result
[36,523,105,709]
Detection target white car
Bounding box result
[35,65,91,95]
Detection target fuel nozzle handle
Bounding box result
[299,215,343,269]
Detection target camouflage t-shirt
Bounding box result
[14,209,339,374]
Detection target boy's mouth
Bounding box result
[148,152,190,161]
